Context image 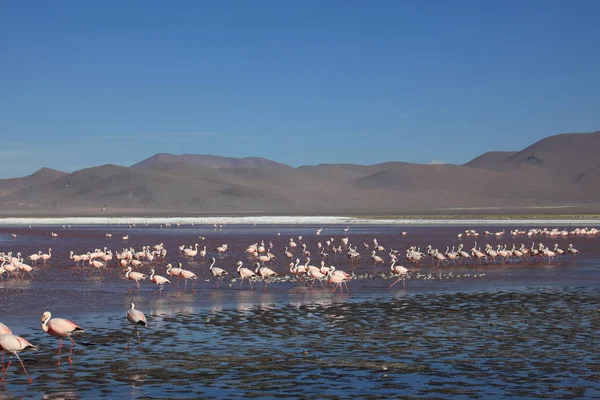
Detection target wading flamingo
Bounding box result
[0,322,12,371]
[41,311,84,366]
[255,262,278,292]
[125,267,147,293]
[178,268,198,290]
[388,260,410,289]
[209,257,228,288]
[150,269,171,294]
[126,303,147,351]
[236,261,256,289]
[0,334,37,383]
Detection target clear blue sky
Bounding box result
[1,0,599,177]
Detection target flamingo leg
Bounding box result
[57,338,62,365]
[248,279,254,290]
[319,279,325,289]
[68,337,75,365]
[28,271,35,279]
[239,278,244,287]
[1,359,11,382]
[136,327,143,351]
[1,350,4,371]
[388,278,402,288]
[126,326,136,349]
[16,354,32,384]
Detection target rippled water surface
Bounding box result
[1,223,599,398]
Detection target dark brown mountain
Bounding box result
[1,130,600,216]
[131,153,291,170]
[0,168,68,196]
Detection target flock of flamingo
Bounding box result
[0,303,146,384]
[0,224,592,383]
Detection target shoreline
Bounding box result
[1,215,600,225]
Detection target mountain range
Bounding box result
[1,130,600,216]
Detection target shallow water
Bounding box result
[1,224,599,398]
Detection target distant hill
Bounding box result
[464,151,517,170]
[465,131,600,184]
[131,153,292,170]
[1,130,600,216]
[0,168,67,196]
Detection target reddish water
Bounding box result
[1,224,599,398]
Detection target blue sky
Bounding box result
[1,0,599,177]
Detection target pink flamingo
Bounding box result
[40,248,52,264]
[17,257,35,279]
[328,266,351,292]
[0,322,12,371]
[326,270,347,295]
[90,259,104,274]
[28,251,41,265]
[371,251,384,267]
[255,262,278,292]
[125,266,147,293]
[306,267,326,288]
[0,334,37,383]
[209,257,228,288]
[126,303,147,351]
[236,261,256,289]
[567,244,580,260]
[178,268,197,290]
[388,260,410,289]
[150,268,170,294]
[41,311,84,365]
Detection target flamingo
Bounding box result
[0,334,37,383]
[371,250,384,267]
[17,260,35,279]
[327,266,351,294]
[0,322,12,371]
[178,268,198,290]
[28,251,41,265]
[327,269,347,295]
[432,250,447,267]
[236,261,256,289]
[209,258,228,288]
[40,248,52,263]
[567,244,580,260]
[125,266,147,293]
[41,311,84,366]
[255,262,278,292]
[183,243,199,260]
[457,244,472,265]
[90,259,104,274]
[554,244,565,258]
[306,267,326,289]
[388,260,410,289]
[126,303,147,351]
[150,269,171,294]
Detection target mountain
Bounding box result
[1,130,600,216]
[0,168,68,196]
[131,153,291,170]
[464,151,517,170]
[465,131,600,183]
